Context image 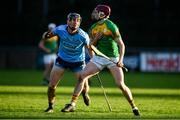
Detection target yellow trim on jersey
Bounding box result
[47,36,58,42]
[91,23,113,37]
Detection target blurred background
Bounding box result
[0,0,180,72]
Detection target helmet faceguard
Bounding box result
[67,13,82,22]
[95,5,111,19]
[67,13,81,32]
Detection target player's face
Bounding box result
[91,9,99,20]
[67,17,81,31]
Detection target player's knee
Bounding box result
[118,83,126,91]
[78,75,83,82]
[80,72,86,80]
[48,81,57,89]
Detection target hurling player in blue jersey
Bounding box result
[44,13,91,113]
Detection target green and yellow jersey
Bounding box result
[44,36,58,53]
[89,19,120,57]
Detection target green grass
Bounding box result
[0,69,180,119]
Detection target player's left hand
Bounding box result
[116,61,124,68]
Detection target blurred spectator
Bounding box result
[38,23,58,85]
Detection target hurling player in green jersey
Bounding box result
[66,5,141,116]
[39,23,58,85]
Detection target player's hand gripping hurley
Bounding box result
[90,45,128,72]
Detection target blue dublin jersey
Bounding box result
[52,25,90,62]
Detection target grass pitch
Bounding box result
[0,69,180,119]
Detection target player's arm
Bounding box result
[88,27,103,46]
[90,32,103,46]
[85,34,94,58]
[114,33,125,68]
[86,44,94,58]
[38,32,52,53]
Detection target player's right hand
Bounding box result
[43,31,54,39]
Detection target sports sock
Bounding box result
[47,87,56,105]
[129,99,136,108]
[70,94,78,106]
[48,102,53,109]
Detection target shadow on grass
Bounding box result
[1,70,180,89]
[1,90,179,99]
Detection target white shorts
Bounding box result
[43,54,57,64]
[90,55,119,70]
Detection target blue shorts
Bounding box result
[55,57,85,72]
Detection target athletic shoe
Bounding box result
[82,91,90,106]
[132,107,140,116]
[44,107,53,113]
[61,104,76,112]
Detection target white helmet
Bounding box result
[48,23,56,30]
